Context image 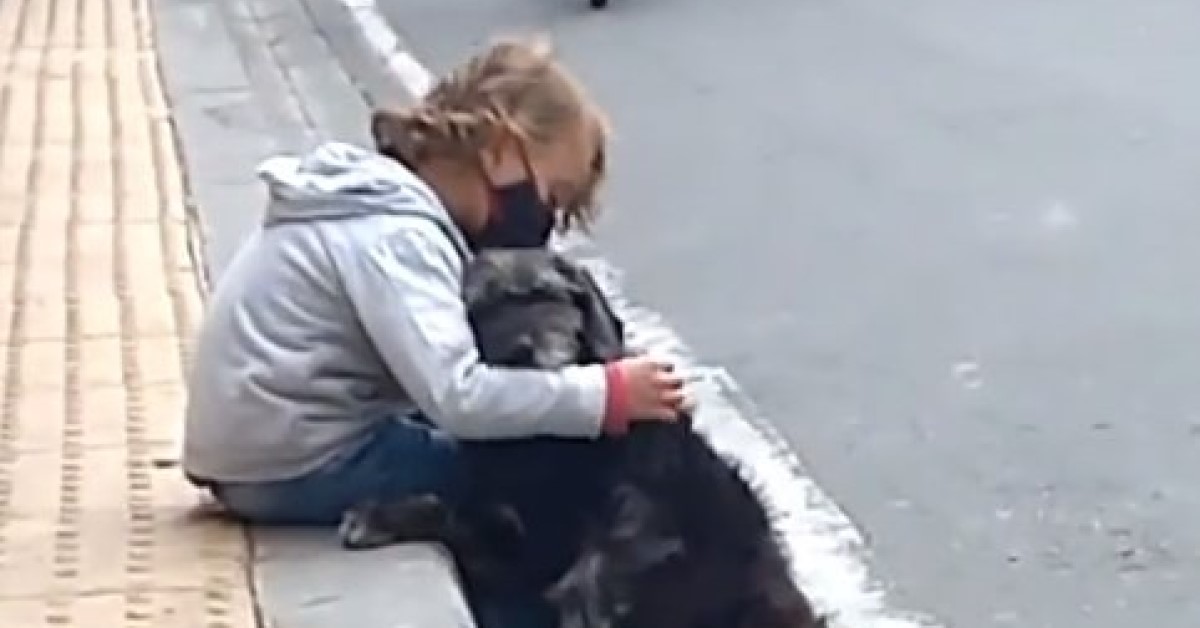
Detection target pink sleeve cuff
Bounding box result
[602,362,631,435]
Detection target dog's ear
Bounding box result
[551,255,626,362]
[530,250,584,298]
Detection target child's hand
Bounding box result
[614,355,687,422]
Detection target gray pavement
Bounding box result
[372,1,1200,627]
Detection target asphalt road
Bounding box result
[376,1,1200,626]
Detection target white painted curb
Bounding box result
[333,1,944,626]
[339,0,434,99]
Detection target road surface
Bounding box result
[376,1,1200,626]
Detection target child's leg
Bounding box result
[208,415,466,526]
[207,416,557,628]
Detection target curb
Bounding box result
[335,0,434,100]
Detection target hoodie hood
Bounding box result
[257,141,453,229]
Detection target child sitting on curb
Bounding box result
[183,37,687,539]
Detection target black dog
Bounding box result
[339,249,826,628]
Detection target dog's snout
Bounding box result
[520,331,576,369]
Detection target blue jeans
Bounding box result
[208,415,465,525]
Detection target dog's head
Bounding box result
[463,249,626,369]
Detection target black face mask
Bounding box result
[470,179,556,250]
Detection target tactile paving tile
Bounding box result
[0,0,258,625]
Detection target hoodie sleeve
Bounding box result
[340,217,611,440]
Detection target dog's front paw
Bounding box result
[338,494,455,550]
[339,501,397,550]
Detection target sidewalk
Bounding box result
[0,0,258,625]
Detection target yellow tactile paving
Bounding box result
[0,0,258,625]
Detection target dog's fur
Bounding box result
[339,249,826,628]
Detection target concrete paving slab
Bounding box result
[254,529,475,628]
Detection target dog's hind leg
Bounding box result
[473,503,526,554]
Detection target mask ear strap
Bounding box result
[498,119,550,203]
[472,151,502,224]
[475,120,521,209]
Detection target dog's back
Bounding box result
[610,421,826,628]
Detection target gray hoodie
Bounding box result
[183,142,608,483]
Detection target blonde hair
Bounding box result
[372,36,610,232]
